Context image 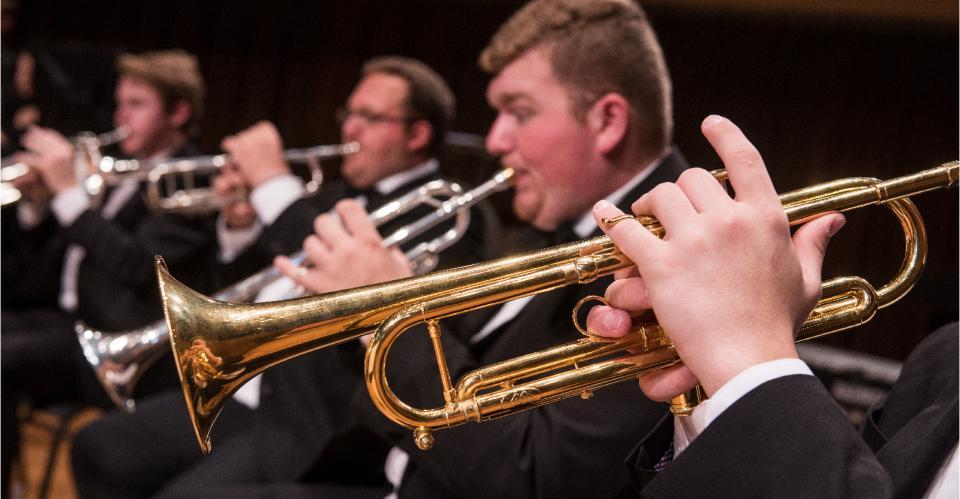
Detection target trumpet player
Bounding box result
[71,55,493,498]
[0,49,217,496]
[270,1,693,497]
[586,116,958,498]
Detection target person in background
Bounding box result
[71,55,492,498]
[286,0,691,496]
[1,49,215,497]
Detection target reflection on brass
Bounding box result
[159,162,956,453]
[81,169,513,414]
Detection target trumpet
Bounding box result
[99,141,360,214]
[80,168,514,411]
[1,127,129,206]
[157,162,957,454]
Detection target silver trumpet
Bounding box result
[1,127,130,206]
[77,168,515,411]
[98,141,360,215]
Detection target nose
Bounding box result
[113,105,128,127]
[485,114,514,157]
[341,114,361,142]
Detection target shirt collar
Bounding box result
[373,158,439,195]
[571,156,663,238]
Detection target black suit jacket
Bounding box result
[1,143,217,332]
[628,322,958,499]
[350,150,689,499]
[244,166,492,484]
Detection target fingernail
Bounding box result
[827,216,846,237]
[594,200,613,212]
[603,309,623,332]
[703,115,725,128]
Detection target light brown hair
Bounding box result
[117,49,205,137]
[480,0,672,158]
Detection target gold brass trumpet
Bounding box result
[80,169,514,412]
[158,162,957,454]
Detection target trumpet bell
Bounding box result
[160,162,957,454]
[75,321,168,412]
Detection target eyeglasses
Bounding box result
[336,108,412,128]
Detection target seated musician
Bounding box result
[585,115,958,498]
[1,49,216,495]
[264,1,693,497]
[71,55,492,498]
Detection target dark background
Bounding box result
[5,0,957,361]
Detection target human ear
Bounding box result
[406,119,432,153]
[168,100,192,130]
[588,93,629,155]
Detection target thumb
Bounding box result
[792,213,845,294]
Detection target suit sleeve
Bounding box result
[61,207,212,289]
[637,375,893,498]
[212,191,341,289]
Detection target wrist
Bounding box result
[688,342,799,397]
[248,163,290,188]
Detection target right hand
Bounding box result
[220,121,290,188]
[212,164,256,229]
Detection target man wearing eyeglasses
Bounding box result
[210,55,477,288]
[71,55,491,498]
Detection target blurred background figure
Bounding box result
[1,49,216,498]
[70,55,495,498]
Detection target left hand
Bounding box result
[20,126,77,194]
[275,199,414,294]
[585,115,843,399]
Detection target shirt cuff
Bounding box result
[674,358,812,454]
[249,173,305,225]
[216,215,263,263]
[50,186,91,226]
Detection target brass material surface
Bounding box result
[160,162,955,452]
[85,169,511,414]
[135,141,358,214]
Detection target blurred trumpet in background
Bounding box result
[1,127,129,206]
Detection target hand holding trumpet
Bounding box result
[219,121,291,189]
[586,116,846,399]
[16,126,76,196]
[275,199,413,295]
